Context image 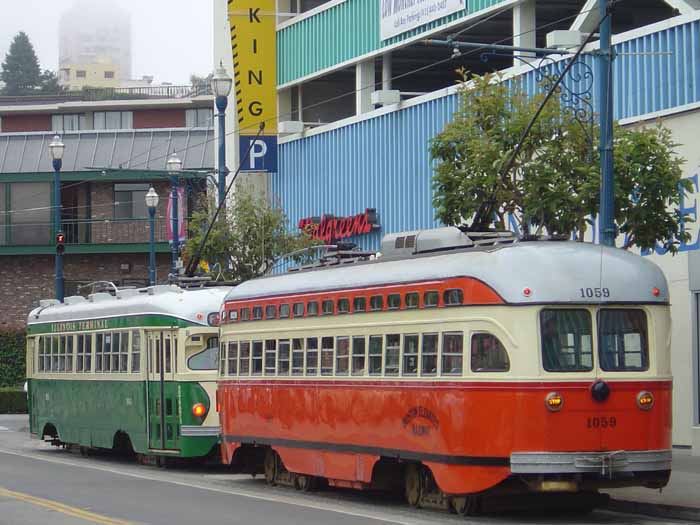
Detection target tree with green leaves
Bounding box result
[1,32,41,95]
[430,72,691,253]
[183,185,318,283]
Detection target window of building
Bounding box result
[94,111,133,130]
[293,302,304,317]
[403,334,419,375]
[252,306,263,320]
[424,291,439,308]
[227,342,238,375]
[292,339,304,375]
[114,183,149,219]
[252,341,263,374]
[471,333,510,372]
[76,70,86,78]
[336,337,349,375]
[51,113,86,132]
[104,71,115,79]
[306,337,319,375]
[185,108,213,128]
[337,298,350,314]
[278,340,290,375]
[265,305,277,319]
[369,336,382,375]
[540,309,593,372]
[441,332,463,375]
[385,334,400,375]
[352,337,365,375]
[307,301,319,316]
[279,304,290,319]
[421,333,438,375]
[387,294,401,310]
[444,289,464,306]
[131,331,140,373]
[321,299,334,315]
[264,340,277,375]
[405,293,419,309]
[321,337,334,375]
[598,309,649,371]
[353,297,367,313]
[239,341,251,375]
[10,182,51,245]
[370,295,384,311]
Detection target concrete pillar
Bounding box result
[382,53,392,91]
[513,0,536,65]
[356,59,376,115]
[278,88,292,125]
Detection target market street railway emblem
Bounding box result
[402,406,440,437]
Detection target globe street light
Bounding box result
[166,153,183,280]
[211,62,232,209]
[145,186,159,286]
[49,135,65,302]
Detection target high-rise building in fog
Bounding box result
[58,1,131,90]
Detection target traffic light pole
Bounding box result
[598,0,616,247]
[53,158,64,303]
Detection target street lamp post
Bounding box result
[211,62,233,209]
[49,135,65,302]
[166,153,183,280]
[145,187,159,286]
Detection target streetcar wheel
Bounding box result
[294,474,313,492]
[451,495,480,517]
[404,464,424,507]
[264,449,278,486]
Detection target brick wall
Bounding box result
[1,114,51,133]
[133,109,186,129]
[0,253,172,330]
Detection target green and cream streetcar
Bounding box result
[26,284,231,460]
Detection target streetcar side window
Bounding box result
[337,298,350,314]
[441,332,464,375]
[306,337,319,375]
[219,342,227,375]
[188,337,219,371]
[424,291,439,308]
[385,334,400,375]
[402,334,419,375]
[120,332,129,372]
[131,331,141,373]
[387,294,401,310]
[111,332,121,372]
[293,302,304,317]
[95,334,104,372]
[352,336,366,375]
[240,308,250,321]
[278,340,290,375]
[405,293,419,309]
[353,296,367,313]
[58,335,66,372]
[66,335,74,373]
[321,337,334,375]
[598,309,649,371]
[471,333,510,372]
[370,295,384,311]
[228,341,239,375]
[369,336,383,375]
[322,300,334,316]
[336,336,349,375]
[52,336,59,372]
[239,341,251,375]
[307,301,319,316]
[444,289,464,306]
[540,309,593,372]
[279,304,291,319]
[292,339,304,375]
[264,340,277,375]
[252,341,263,375]
[252,306,263,320]
[37,337,44,372]
[421,333,438,375]
[265,305,277,319]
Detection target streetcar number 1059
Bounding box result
[587,416,617,429]
[579,287,611,298]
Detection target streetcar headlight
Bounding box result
[207,312,220,326]
[637,391,654,410]
[192,403,207,418]
[545,392,564,412]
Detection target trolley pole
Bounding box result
[598,0,616,247]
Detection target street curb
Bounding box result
[607,498,700,523]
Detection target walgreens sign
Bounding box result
[298,209,380,242]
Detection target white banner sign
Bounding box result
[380,0,464,41]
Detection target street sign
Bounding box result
[239,135,277,172]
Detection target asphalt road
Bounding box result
[0,415,686,525]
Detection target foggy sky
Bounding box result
[0,0,214,85]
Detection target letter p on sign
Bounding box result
[239,135,278,172]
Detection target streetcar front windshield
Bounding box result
[187,336,219,371]
[540,309,593,372]
[598,309,649,371]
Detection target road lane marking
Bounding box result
[0,486,133,525]
[0,448,431,525]
[0,426,9,431]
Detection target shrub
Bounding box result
[0,388,27,414]
[0,330,26,388]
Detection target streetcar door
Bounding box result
[147,331,178,451]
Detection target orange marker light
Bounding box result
[637,391,654,410]
[545,392,564,412]
[192,403,207,417]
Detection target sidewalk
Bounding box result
[604,448,700,522]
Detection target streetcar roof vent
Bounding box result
[117,289,139,299]
[39,299,60,308]
[381,227,517,258]
[64,296,87,304]
[88,292,113,303]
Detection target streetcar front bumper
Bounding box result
[510,449,671,476]
[180,425,220,437]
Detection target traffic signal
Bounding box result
[56,231,66,255]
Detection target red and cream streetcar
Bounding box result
[217,228,672,513]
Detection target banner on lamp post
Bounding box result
[166,186,186,245]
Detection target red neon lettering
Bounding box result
[299,210,376,242]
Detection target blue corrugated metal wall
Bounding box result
[273,18,700,254]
